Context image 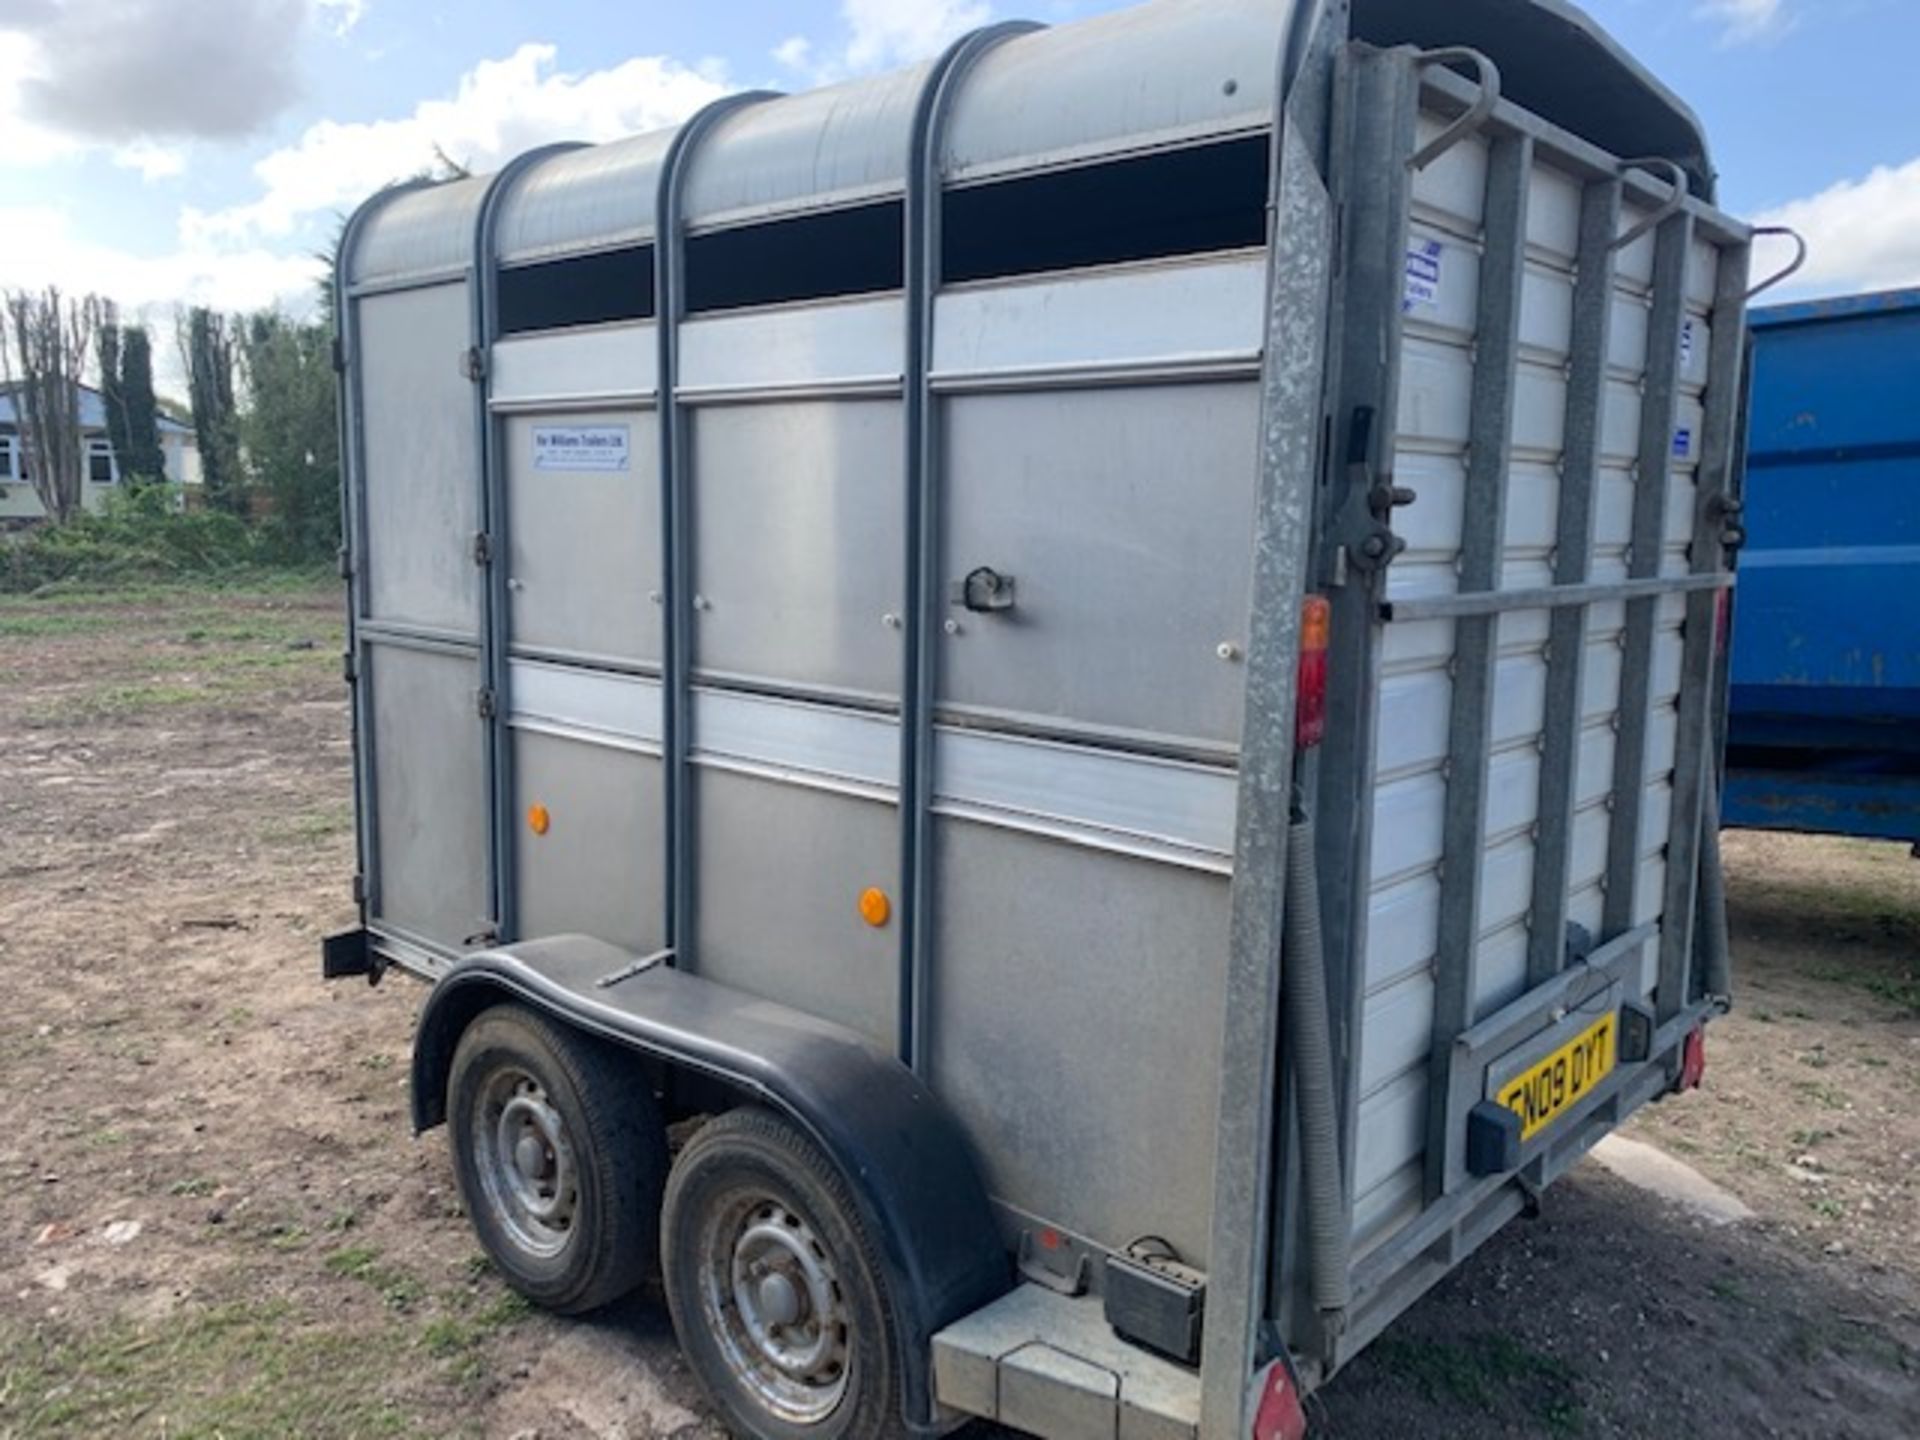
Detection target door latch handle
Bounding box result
[953,566,1017,613]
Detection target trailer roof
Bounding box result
[344,0,1717,293]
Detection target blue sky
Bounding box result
[2,0,1914,397]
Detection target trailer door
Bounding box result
[340,184,497,964]
[1291,43,1754,1366]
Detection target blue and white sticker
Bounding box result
[1672,427,1694,460]
[532,424,631,472]
[1403,238,1444,313]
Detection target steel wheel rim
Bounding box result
[698,1188,852,1423]
[471,1065,579,1259]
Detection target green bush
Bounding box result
[0,486,271,592]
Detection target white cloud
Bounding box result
[1693,0,1792,48]
[185,43,731,245]
[0,30,81,166]
[1756,156,1920,296]
[0,205,324,317]
[113,141,189,182]
[313,0,367,37]
[0,202,326,397]
[777,0,992,83]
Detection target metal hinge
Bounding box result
[331,337,347,374]
[351,874,367,904]
[476,687,497,720]
[462,346,486,382]
[337,545,353,581]
[342,651,357,685]
[472,531,492,567]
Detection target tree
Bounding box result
[119,327,166,483]
[97,304,134,467]
[182,306,241,513]
[95,308,165,487]
[1,287,98,524]
[238,311,340,560]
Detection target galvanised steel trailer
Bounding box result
[1725,289,1920,846]
[321,3,1763,1437]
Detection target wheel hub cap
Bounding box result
[470,1068,579,1258]
[702,1195,851,1423]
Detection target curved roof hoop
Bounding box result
[654,91,783,963]
[470,142,589,942]
[897,20,1045,1075]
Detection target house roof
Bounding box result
[0,381,194,437]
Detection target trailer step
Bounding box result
[932,1284,1199,1440]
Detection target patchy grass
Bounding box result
[261,803,355,849]
[0,1304,423,1438]
[1371,1333,1586,1433]
[324,1246,427,1313]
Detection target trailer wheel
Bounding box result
[663,1108,900,1440]
[448,1004,667,1315]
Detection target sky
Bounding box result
[2,0,1916,399]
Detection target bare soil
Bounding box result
[0,584,1915,1439]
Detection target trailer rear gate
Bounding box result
[330,3,1750,1436]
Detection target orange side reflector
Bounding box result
[527,804,551,836]
[858,887,891,928]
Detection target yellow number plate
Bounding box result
[1497,1012,1617,1142]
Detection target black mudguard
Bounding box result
[410,935,1007,1433]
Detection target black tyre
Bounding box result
[662,1108,902,1440]
[447,1004,667,1314]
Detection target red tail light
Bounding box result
[1296,595,1331,749]
[1679,1024,1707,1092]
[1714,587,1732,660]
[1252,1358,1309,1440]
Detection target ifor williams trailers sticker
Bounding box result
[532,425,630,472]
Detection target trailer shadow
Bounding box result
[1310,1163,1920,1438]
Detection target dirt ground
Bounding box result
[0,583,1915,1439]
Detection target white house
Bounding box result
[0,381,200,521]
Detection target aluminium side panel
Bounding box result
[677,291,910,1045]
[353,278,490,955]
[923,254,1263,1272]
[936,377,1261,749]
[688,393,907,700]
[502,402,663,668]
[360,285,483,633]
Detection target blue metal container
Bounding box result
[1725,288,1920,842]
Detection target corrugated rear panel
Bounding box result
[1351,109,1724,1256]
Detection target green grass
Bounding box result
[1793,1079,1851,1111]
[324,1246,426,1313]
[261,803,355,848]
[0,1303,423,1438]
[1372,1333,1586,1433]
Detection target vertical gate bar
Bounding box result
[1526,179,1624,986]
[1602,209,1694,942]
[1199,31,1339,1440]
[899,23,1039,1072]
[1423,132,1532,1202]
[472,143,585,943]
[654,94,777,962]
[1654,234,1752,1020]
[334,180,431,929]
[1318,44,1421,1257]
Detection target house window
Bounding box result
[0,433,16,481]
[88,438,117,485]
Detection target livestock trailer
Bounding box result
[1725,289,1920,845]
[322,2,1757,1436]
